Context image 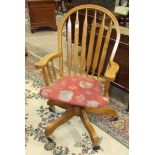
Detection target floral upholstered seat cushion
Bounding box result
[40,76,108,108]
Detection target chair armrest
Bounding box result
[35,52,61,69]
[104,60,119,81]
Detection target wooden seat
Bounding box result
[35,4,120,149]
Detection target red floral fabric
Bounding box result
[40,76,108,108]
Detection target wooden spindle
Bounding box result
[91,14,105,76]
[80,9,88,75]
[42,68,49,86]
[59,55,63,77]
[51,62,57,80]
[58,26,63,77]
[67,16,72,75]
[103,80,110,97]
[98,20,113,77]
[47,63,53,83]
[74,11,79,74]
[86,10,97,75]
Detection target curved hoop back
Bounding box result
[57,4,120,77]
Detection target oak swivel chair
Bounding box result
[35,4,120,149]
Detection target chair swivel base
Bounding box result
[45,100,118,149]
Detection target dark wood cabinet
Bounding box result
[27,0,57,33]
[71,0,116,11]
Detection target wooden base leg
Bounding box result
[84,105,117,117]
[45,107,74,136]
[80,109,99,147]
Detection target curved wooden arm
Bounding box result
[35,52,61,69]
[105,60,119,81]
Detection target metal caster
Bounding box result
[47,137,53,143]
[93,145,100,150]
[111,116,118,121]
[48,106,55,112]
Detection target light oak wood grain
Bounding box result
[80,109,99,146]
[86,10,96,76]
[92,14,105,76]
[67,16,72,75]
[42,68,49,86]
[35,53,60,69]
[47,63,53,83]
[80,9,88,75]
[74,11,79,74]
[45,107,74,136]
[35,5,121,148]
